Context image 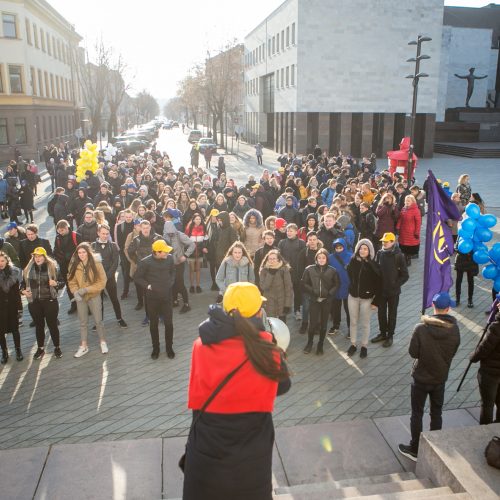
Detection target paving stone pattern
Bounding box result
[0,151,498,450]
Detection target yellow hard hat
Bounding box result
[223,282,266,318]
[209,209,220,216]
[380,232,396,242]
[152,240,172,253]
[32,247,47,256]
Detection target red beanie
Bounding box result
[275,218,287,230]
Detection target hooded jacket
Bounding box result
[278,236,306,283]
[215,256,255,293]
[162,221,195,265]
[259,261,293,317]
[375,244,409,297]
[302,259,339,300]
[242,209,264,257]
[0,238,20,267]
[53,193,70,224]
[215,212,237,263]
[328,238,352,300]
[409,314,460,384]
[346,238,381,303]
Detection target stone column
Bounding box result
[318,112,330,154]
[382,113,395,155]
[361,113,374,157]
[339,113,352,154]
[294,112,308,154]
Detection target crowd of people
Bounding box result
[0,143,491,364]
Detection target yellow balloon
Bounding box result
[84,140,92,148]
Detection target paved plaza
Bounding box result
[0,136,499,452]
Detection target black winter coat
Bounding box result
[133,254,175,301]
[91,240,120,278]
[470,312,500,377]
[410,314,460,384]
[53,232,79,274]
[278,237,306,283]
[0,266,21,334]
[19,237,52,269]
[455,251,479,275]
[77,221,98,243]
[317,225,344,252]
[302,263,339,299]
[375,246,409,297]
[346,256,381,303]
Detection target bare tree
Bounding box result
[163,97,184,121]
[133,91,159,124]
[106,53,131,140]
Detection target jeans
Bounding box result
[455,270,474,302]
[101,275,122,320]
[28,299,60,348]
[348,295,373,346]
[173,262,188,304]
[410,379,445,451]
[257,155,263,165]
[308,299,330,345]
[147,296,174,350]
[76,295,105,343]
[292,281,302,313]
[377,295,400,337]
[478,369,500,425]
[331,298,350,330]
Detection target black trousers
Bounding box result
[478,369,500,425]
[308,299,330,344]
[292,281,302,313]
[0,330,21,352]
[257,155,263,165]
[135,283,144,306]
[410,379,445,451]
[456,270,474,301]
[101,275,122,320]
[377,295,400,337]
[28,299,60,348]
[147,296,174,350]
[120,253,132,294]
[174,262,188,304]
[331,298,350,329]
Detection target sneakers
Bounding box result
[196,286,202,293]
[1,351,7,364]
[180,304,191,314]
[120,291,128,299]
[398,443,417,462]
[383,336,393,348]
[100,342,109,354]
[210,282,219,291]
[303,342,313,354]
[74,346,89,358]
[371,333,386,343]
[33,347,45,360]
[67,303,77,315]
[134,302,143,311]
[118,319,128,328]
[295,310,302,321]
[328,327,339,336]
[15,348,23,361]
[467,300,474,308]
[167,348,176,359]
[54,347,62,359]
[299,323,308,335]
[173,300,179,307]
[189,286,195,293]
[141,317,149,326]
[92,325,97,332]
[360,346,368,359]
[347,345,357,357]
[151,348,159,360]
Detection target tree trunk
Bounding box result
[212,115,218,143]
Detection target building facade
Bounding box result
[0,0,82,165]
[244,0,447,157]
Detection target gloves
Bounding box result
[216,293,223,304]
[77,288,88,296]
[73,292,83,303]
[283,306,291,314]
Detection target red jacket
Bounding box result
[188,332,279,414]
[397,203,422,246]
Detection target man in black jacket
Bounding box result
[317,213,344,252]
[134,240,175,359]
[253,231,276,288]
[19,224,53,268]
[91,225,127,328]
[398,292,460,462]
[372,232,409,347]
[115,209,135,299]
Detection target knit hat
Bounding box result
[275,218,287,230]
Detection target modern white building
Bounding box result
[0,0,82,164]
[244,0,500,157]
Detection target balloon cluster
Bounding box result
[457,203,499,289]
[75,140,99,182]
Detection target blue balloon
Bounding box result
[473,250,490,265]
[489,243,500,263]
[458,227,473,239]
[465,203,481,219]
[461,218,477,233]
[494,276,500,293]
[483,264,498,280]
[477,214,497,228]
[457,238,473,254]
[475,243,488,253]
[476,227,493,243]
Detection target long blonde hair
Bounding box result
[23,254,58,282]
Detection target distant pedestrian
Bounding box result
[255,143,263,165]
[398,292,460,462]
[396,195,422,265]
[456,174,472,207]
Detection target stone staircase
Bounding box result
[272,472,471,499]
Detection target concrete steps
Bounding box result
[434,142,500,157]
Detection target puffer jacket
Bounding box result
[77,220,98,243]
[127,232,162,265]
[375,203,399,238]
[470,311,500,376]
[409,314,460,384]
[347,238,381,303]
[23,262,64,301]
[328,238,352,300]
[302,263,339,300]
[133,253,175,301]
[0,238,20,267]
[215,212,238,263]
[375,244,409,297]
[455,250,479,275]
[259,263,293,317]
[396,203,422,246]
[278,237,306,283]
[162,221,195,265]
[67,255,107,300]
[215,256,255,293]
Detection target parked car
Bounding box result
[172,121,179,128]
[197,137,217,154]
[114,140,149,153]
[188,130,202,143]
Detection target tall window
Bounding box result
[272,36,275,55]
[33,23,38,48]
[276,70,279,89]
[50,74,55,98]
[281,30,284,51]
[46,32,51,55]
[30,66,36,95]
[25,18,31,44]
[286,26,290,47]
[0,119,7,145]
[291,23,296,44]
[40,29,45,51]
[268,39,271,57]
[286,66,289,87]
[281,68,284,89]
[15,118,27,144]
[9,65,23,93]
[38,69,43,96]
[291,64,295,86]
[0,65,4,93]
[276,33,280,52]
[2,13,17,38]
[44,71,49,97]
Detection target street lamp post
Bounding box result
[406,35,431,185]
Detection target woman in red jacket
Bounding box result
[396,195,422,265]
[375,193,399,251]
[183,282,291,500]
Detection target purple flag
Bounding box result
[422,170,462,310]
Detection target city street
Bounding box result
[0,134,498,452]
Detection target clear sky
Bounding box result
[48,0,496,103]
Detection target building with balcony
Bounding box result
[0,0,82,165]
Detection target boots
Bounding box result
[299,322,308,335]
[468,299,474,308]
[371,333,387,343]
[316,343,324,355]
[405,255,412,266]
[303,341,313,354]
[15,348,23,361]
[1,350,8,364]
[456,294,461,306]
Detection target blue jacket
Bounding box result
[343,224,357,253]
[328,238,352,299]
[321,187,335,207]
[0,178,7,203]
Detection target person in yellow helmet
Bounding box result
[182,282,290,500]
[133,239,176,359]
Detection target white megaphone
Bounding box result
[266,317,290,351]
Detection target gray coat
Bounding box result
[215,256,255,293]
[259,265,293,317]
[163,221,195,265]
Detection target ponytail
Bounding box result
[232,310,289,382]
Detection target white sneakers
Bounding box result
[74,346,89,358]
[295,310,302,321]
[74,343,109,357]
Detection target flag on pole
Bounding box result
[422,170,462,310]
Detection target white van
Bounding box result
[188,130,202,143]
